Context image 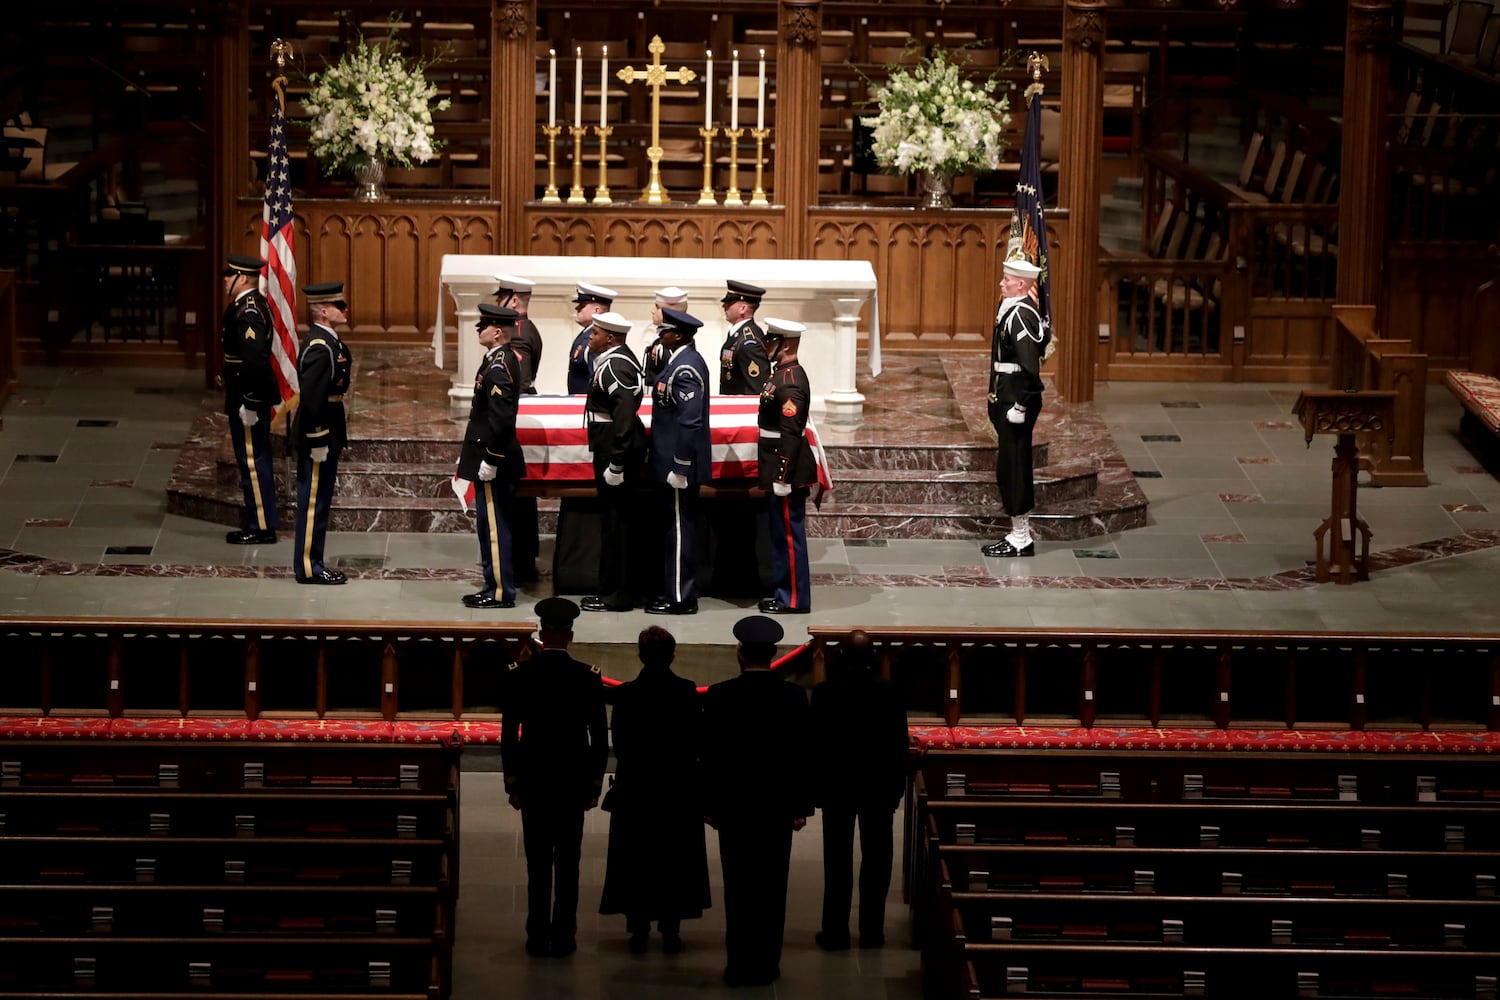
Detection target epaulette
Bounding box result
[590,664,601,675]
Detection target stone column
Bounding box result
[1054,1,1106,404]
[1336,1,1395,308]
[777,0,822,256]
[207,0,249,388]
[493,0,537,252]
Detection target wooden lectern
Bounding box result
[1293,389,1397,585]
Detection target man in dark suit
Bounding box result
[811,629,909,950]
[567,281,618,395]
[718,279,771,395]
[290,281,352,585]
[580,311,647,613]
[457,303,525,610]
[757,318,817,615]
[502,597,609,958]
[702,615,813,987]
[645,306,710,616]
[221,253,280,546]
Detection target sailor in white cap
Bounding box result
[642,285,690,385]
[982,257,1049,559]
[581,311,647,613]
[567,281,619,395]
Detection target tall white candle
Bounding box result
[704,51,713,129]
[730,50,739,130]
[548,49,556,127]
[600,46,608,128]
[757,49,766,130]
[574,47,582,129]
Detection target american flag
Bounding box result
[1008,88,1053,353]
[258,75,300,405]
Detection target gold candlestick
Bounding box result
[566,125,588,205]
[722,127,744,207]
[540,124,562,203]
[592,125,613,206]
[749,127,770,207]
[697,126,718,206]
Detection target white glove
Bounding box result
[667,471,688,490]
[309,446,329,463]
[603,465,625,487]
[773,481,793,497]
[1006,403,1026,425]
[478,461,498,482]
[238,405,259,427]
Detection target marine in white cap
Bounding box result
[982,256,1050,560]
[757,317,816,615]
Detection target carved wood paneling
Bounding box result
[522,209,786,259]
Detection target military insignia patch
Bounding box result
[748,362,761,378]
[782,399,797,416]
[491,385,502,396]
[243,329,257,339]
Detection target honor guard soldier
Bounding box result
[581,311,647,613]
[757,318,816,615]
[702,614,814,987]
[458,304,526,609]
[492,274,541,582]
[502,597,609,959]
[981,258,1048,559]
[221,253,280,545]
[291,280,352,585]
[642,285,689,386]
[567,281,618,395]
[645,306,710,616]
[718,279,771,394]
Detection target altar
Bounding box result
[435,254,880,422]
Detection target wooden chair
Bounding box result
[1400,0,1453,52]
[1448,0,1491,58]
[1224,132,1266,201]
[1474,12,1500,69]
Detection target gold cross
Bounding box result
[616,35,698,204]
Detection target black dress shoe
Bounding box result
[297,568,347,585]
[580,596,631,612]
[225,529,277,545]
[524,938,549,957]
[858,933,886,949]
[981,539,1035,558]
[627,932,649,954]
[463,593,515,609]
[661,932,683,954]
[550,936,577,958]
[758,598,810,615]
[815,931,851,951]
[645,598,697,615]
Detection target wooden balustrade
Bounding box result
[0,270,16,416]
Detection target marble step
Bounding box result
[824,439,1048,473]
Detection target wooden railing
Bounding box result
[0,270,17,413]
[805,625,1500,731]
[1329,303,1428,487]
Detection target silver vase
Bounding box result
[918,170,954,209]
[352,157,387,202]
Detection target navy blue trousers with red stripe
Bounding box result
[768,488,811,611]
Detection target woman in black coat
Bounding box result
[599,626,712,953]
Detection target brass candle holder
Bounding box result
[722,127,744,207]
[697,126,718,206]
[592,125,613,206]
[540,124,562,203]
[566,125,588,205]
[749,127,770,207]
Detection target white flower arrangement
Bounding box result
[303,33,450,172]
[860,47,1011,178]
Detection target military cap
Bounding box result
[303,281,347,308]
[733,614,785,645]
[535,596,581,629]
[654,285,689,307]
[763,317,806,341]
[573,280,618,306]
[659,306,703,337]
[476,303,520,331]
[591,311,632,336]
[224,253,265,277]
[492,273,536,297]
[1002,258,1042,281]
[721,279,766,305]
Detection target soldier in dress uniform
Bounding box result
[290,281,352,585]
[457,304,525,610]
[221,253,280,546]
[701,615,814,987]
[641,285,689,387]
[566,281,618,395]
[502,597,609,958]
[718,279,771,394]
[981,258,1048,559]
[757,318,817,615]
[645,306,710,616]
[580,311,647,613]
[492,274,541,582]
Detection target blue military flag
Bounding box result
[1007,88,1054,360]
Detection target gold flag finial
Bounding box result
[1024,51,1048,100]
[269,39,294,115]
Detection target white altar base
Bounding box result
[435,255,879,422]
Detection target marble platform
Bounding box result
[165,347,1147,542]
